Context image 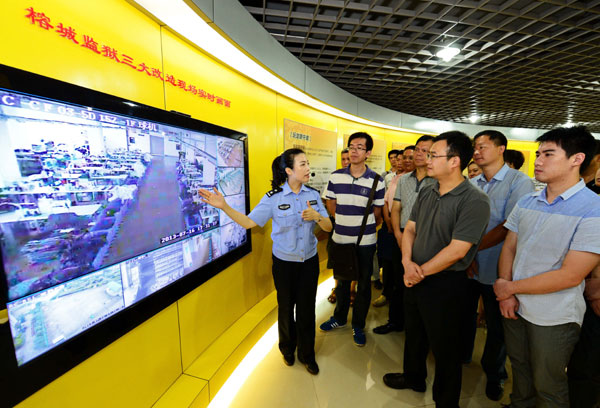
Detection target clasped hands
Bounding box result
[494,278,519,320]
[403,261,425,287]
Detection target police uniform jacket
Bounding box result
[248,181,329,262]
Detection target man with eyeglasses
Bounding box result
[462,130,534,401]
[320,132,385,347]
[374,136,434,332]
[383,131,490,408]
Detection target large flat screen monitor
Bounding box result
[0,64,251,407]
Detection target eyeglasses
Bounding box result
[348,145,367,152]
[426,153,454,160]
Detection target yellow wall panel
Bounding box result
[508,140,539,177]
[0,0,165,108]
[16,304,181,408]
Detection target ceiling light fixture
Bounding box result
[469,114,480,123]
[436,47,460,62]
[131,0,417,133]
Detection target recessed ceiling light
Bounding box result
[436,47,460,62]
[469,114,480,123]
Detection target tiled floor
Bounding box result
[228,279,512,408]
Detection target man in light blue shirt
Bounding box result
[463,130,534,401]
[494,126,600,408]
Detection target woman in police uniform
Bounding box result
[198,148,332,375]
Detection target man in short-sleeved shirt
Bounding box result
[383,131,490,408]
[494,126,600,407]
[373,136,434,334]
[319,132,385,347]
[462,130,534,401]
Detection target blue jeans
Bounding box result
[333,244,376,329]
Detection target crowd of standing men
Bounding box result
[319,127,600,408]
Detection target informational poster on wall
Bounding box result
[343,134,386,175]
[283,119,337,195]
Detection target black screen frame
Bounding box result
[0,64,252,408]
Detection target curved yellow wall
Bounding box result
[0,1,538,406]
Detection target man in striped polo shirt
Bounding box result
[319,132,385,347]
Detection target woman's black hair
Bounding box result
[271,148,305,189]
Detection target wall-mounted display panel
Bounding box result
[0,64,251,407]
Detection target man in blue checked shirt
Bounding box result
[494,126,600,408]
[462,130,534,401]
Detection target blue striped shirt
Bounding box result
[505,179,600,326]
[324,166,385,246]
[471,164,535,284]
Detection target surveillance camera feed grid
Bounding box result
[0,89,247,364]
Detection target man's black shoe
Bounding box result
[298,356,319,375]
[485,381,504,401]
[373,322,404,334]
[383,373,426,392]
[282,353,295,366]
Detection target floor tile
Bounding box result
[226,279,512,408]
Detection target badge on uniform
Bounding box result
[308,200,318,206]
[278,204,291,210]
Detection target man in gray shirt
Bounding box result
[383,131,490,408]
[374,135,435,334]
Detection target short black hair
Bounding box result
[403,145,416,152]
[387,149,402,158]
[504,149,525,170]
[467,161,478,168]
[433,131,473,171]
[415,135,435,145]
[593,139,600,157]
[341,148,349,155]
[536,126,597,173]
[348,132,374,152]
[474,130,508,148]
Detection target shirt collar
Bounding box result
[281,181,310,195]
[342,164,373,179]
[535,179,586,203]
[432,177,471,196]
[474,163,509,184]
[409,169,432,181]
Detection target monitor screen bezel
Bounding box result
[0,64,252,407]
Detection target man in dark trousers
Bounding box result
[383,131,490,408]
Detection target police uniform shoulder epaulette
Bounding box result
[266,187,283,197]
[304,185,320,193]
